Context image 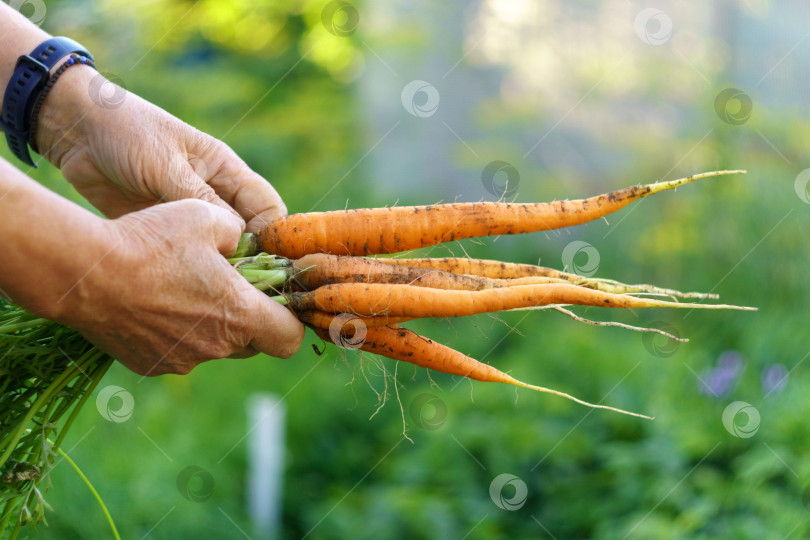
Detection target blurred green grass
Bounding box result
[7,1,809,539]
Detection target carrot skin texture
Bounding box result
[377,257,719,299]
[258,171,745,258]
[262,199,637,258]
[377,257,574,280]
[311,324,516,382]
[291,253,496,291]
[310,321,653,418]
[297,310,413,329]
[288,282,751,317]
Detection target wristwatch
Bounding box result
[0,36,93,166]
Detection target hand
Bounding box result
[54,199,304,376]
[35,66,284,232]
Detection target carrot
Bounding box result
[287,282,755,317]
[297,310,413,329]
[310,322,651,419]
[377,257,717,299]
[258,170,745,258]
[291,253,497,291]
[376,257,562,279]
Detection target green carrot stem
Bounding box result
[269,295,288,306]
[232,233,260,258]
[55,446,121,540]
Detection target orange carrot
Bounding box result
[311,322,651,418]
[290,254,696,300]
[288,282,754,317]
[259,171,745,257]
[376,257,562,279]
[291,253,496,291]
[297,310,413,329]
[377,257,717,299]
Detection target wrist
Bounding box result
[40,213,117,325]
[0,160,116,323]
[33,64,98,168]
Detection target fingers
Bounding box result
[238,283,305,359]
[171,164,247,226]
[147,198,245,257]
[206,202,246,257]
[233,170,288,233]
[156,199,304,358]
[207,161,288,233]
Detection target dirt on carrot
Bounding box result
[311,317,652,419]
[287,282,755,318]
[258,170,745,258]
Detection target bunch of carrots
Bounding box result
[1,169,753,536]
[232,169,754,419]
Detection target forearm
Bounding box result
[0,4,50,93]
[0,156,109,317]
[0,5,97,166]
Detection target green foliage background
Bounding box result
[4,1,809,538]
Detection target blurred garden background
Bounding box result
[4,0,810,538]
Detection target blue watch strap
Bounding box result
[1,37,93,167]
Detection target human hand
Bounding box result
[35,66,284,232]
[54,199,304,376]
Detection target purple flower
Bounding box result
[717,350,744,375]
[762,364,789,395]
[697,351,745,398]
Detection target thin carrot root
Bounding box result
[287,282,756,318]
[258,170,746,257]
[506,379,653,420]
[311,320,651,419]
[550,306,688,342]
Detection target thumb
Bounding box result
[238,283,305,359]
[168,199,245,257]
[204,201,246,257]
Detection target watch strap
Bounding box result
[1,37,93,166]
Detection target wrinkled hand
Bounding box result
[36,66,283,233]
[57,199,304,376]
[30,66,305,374]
